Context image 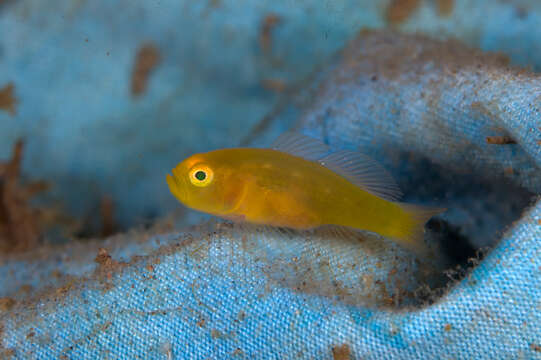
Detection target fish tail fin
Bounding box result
[394,204,446,256]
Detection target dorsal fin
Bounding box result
[271,131,329,161]
[318,150,403,201]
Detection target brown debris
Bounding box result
[94,247,127,282]
[210,329,224,339]
[131,44,161,97]
[386,0,421,25]
[0,349,15,358]
[196,317,206,328]
[231,348,243,356]
[95,247,113,266]
[259,14,282,54]
[531,343,541,352]
[261,78,287,92]
[444,323,452,331]
[503,167,514,176]
[0,297,16,312]
[100,195,116,237]
[0,140,50,253]
[486,136,517,145]
[0,82,17,116]
[340,31,515,83]
[436,0,454,16]
[55,280,76,297]
[332,344,351,360]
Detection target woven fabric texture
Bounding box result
[0,1,540,359]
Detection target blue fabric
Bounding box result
[1,1,540,359]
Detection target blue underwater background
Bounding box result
[0,0,540,359]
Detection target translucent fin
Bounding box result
[235,222,295,242]
[271,131,329,161]
[316,225,366,243]
[396,204,446,255]
[318,150,403,201]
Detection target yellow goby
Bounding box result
[167,132,444,252]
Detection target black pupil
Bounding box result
[195,170,206,181]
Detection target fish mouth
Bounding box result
[167,169,187,202]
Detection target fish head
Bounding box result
[166,149,244,216]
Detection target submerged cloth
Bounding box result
[1,1,541,359]
[1,30,539,360]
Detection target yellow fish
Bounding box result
[167,132,444,252]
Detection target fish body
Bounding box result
[167,133,444,252]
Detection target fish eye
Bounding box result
[195,170,206,181]
[189,165,214,187]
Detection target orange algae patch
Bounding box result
[386,0,421,25]
[0,82,17,116]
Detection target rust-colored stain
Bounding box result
[531,343,541,352]
[231,348,243,356]
[0,297,16,312]
[537,219,541,225]
[259,13,282,54]
[536,139,541,146]
[332,343,351,360]
[131,44,161,97]
[0,140,50,253]
[486,136,517,144]
[210,329,224,339]
[0,82,17,116]
[444,323,452,331]
[261,78,287,92]
[100,195,116,237]
[386,0,421,25]
[436,0,454,17]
